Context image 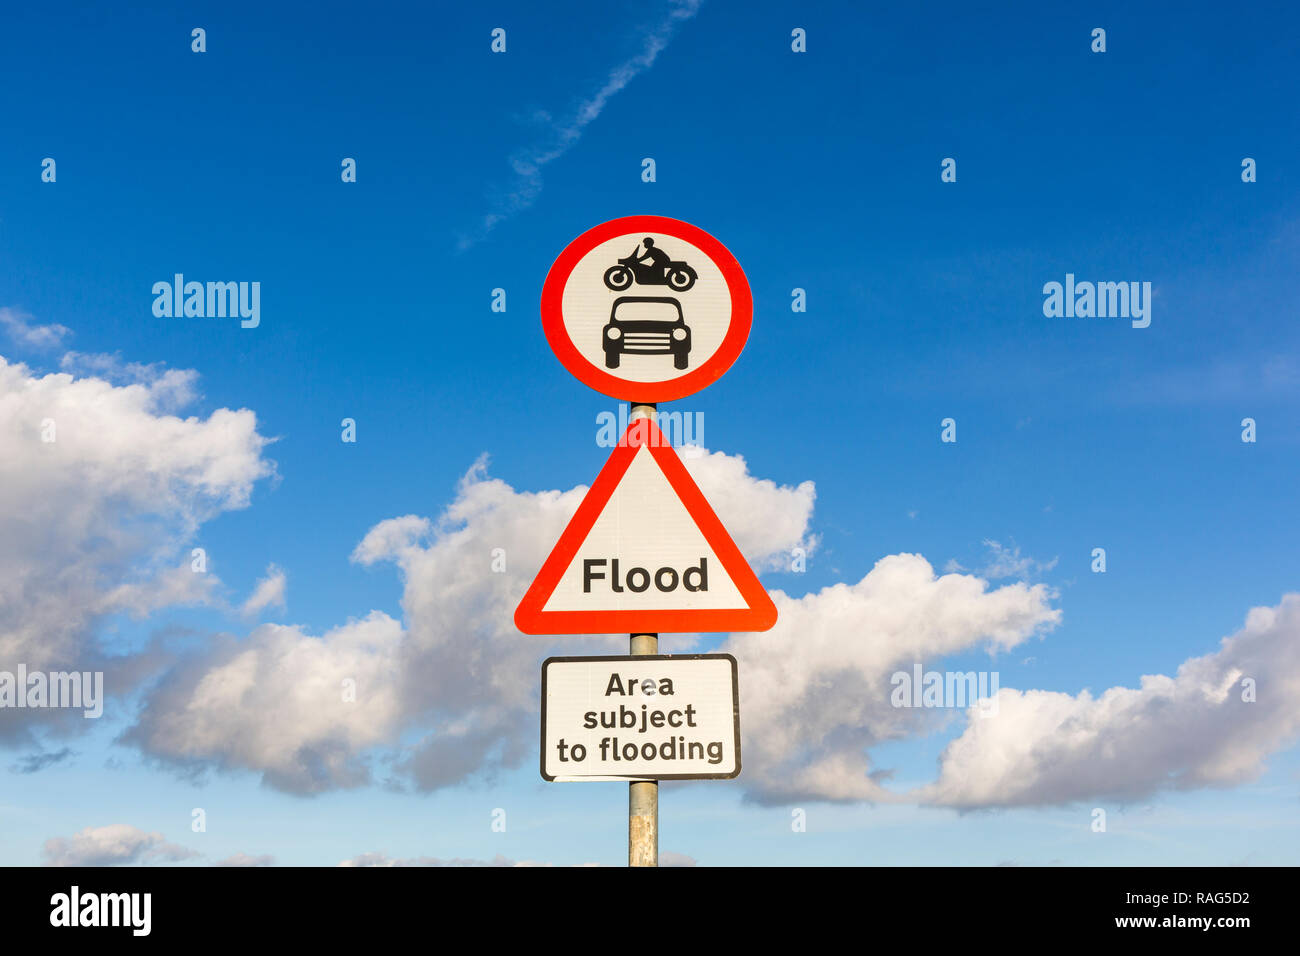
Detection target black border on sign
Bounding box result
[540,654,741,782]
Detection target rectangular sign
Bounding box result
[541,654,741,782]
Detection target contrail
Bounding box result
[459,0,702,249]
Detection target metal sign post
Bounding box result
[629,403,658,867]
[628,633,658,867]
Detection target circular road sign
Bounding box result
[540,215,753,402]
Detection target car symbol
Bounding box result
[602,296,691,370]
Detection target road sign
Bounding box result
[514,417,778,635]
[540,215,753,402]
[541,654,740,781]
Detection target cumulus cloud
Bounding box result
[99,561,221,619]
[241,564,287,618]
[919,594,1300,809]
[43,824,197,866]
[0,353,273,742]
[724,554,1061,804]
[685,449,816,570]
[125,447,1075,808]
[125,612,407,793]
[13,345,1293,813]
[130,450,813,794]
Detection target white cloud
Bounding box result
[99,561,221,619]
[919,594,1300,809]
[461,0,703,246]
[351,513,431,566]
[125,612,408,793]
[0,307,70,350]
[685,449,816,570]
[43,824,197,866]
[130,449,812,794]
[60,351,200,408]
[241,564,287,618]
[126,449,1079,809]
[0,353,274,746]
[11,346,1295,813]
[723,554,1061,803]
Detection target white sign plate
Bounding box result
[541,654,741,781]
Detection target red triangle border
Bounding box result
[515,419,779,635]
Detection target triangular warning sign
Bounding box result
[515,419,778,635]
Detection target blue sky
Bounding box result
[1,0,1298,866]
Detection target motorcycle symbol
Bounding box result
[603,238,698,292]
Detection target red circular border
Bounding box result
[540,215,753,402]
